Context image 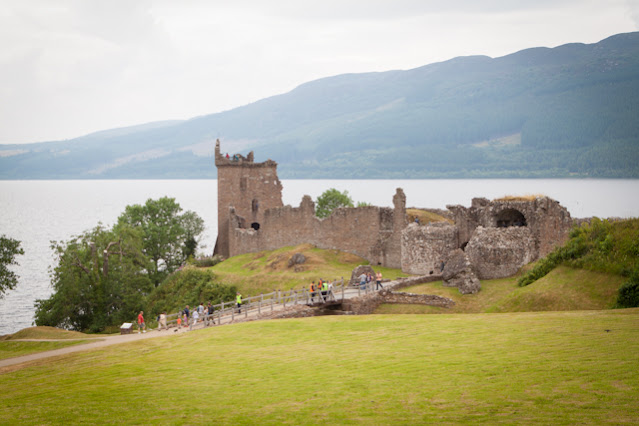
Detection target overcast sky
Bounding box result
[1,0,638,144]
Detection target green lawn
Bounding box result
[1,309,638,424]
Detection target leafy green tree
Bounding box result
[181,210,205,259]
[315,188,355,218]
[34,225,152,332]
[0,235,24,298]
[116,197,204,286]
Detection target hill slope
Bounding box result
[2,32,639,179]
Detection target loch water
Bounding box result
[1,179,638,335]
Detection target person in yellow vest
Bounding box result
[321,280,328,301]
[236,292,242,313]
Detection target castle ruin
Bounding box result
[214,141,574,289]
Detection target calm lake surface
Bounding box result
[1,179,638,335]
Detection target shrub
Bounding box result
[147,267,236,315]
[616,268,639,308]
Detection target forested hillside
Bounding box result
[1,32,638,179]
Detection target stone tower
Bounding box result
[214,140,283,258]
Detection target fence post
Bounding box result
[259,294,262,315]
[283,289,287,307]
[294,290,298,305]
[341,277,345,301]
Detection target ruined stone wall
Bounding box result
[215,140,283,258]
[466,227,537,279]
[228,189,406,268]
[341,290,454,314]
[447,196,572,257]
[401,222,458,275]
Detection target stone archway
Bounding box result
[495,208,527,228]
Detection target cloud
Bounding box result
[627,0,639,28]
[0,0,635,144]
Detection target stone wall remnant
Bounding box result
[401,222,458,276]
[466,226,537,280]
[442,249,481,294]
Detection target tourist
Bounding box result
[184,305,190,325]
[376,271,383,290]
[310,281,316,303]
[321,280,328,301]
[191,309,199,330]
[137,311,146,334]
[197,302,204,316]
[236,292,242,313]
[206,302,214,325]
[358,272,367,290]
[158,312,167,330]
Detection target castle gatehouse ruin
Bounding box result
[214,141,574,289]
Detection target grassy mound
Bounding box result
[377,266,624,314]
[211,244,407,295]
[0,326,100,341]
[1,310,637,423]
[406,208,452,224]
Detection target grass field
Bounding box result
[376,266,625,315]
[1,309,637,424]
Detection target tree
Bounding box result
[181,210,205,259]
[315,188,355,218]
[0,235,24,298]
[35,224,152,332]
[115,197,205,286]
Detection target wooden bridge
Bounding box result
[160,279,383,331]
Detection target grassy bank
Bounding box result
[1,310,637,423]
[211,244,407,295]
[377,266,624,315]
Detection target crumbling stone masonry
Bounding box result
[214,140,283,258]
[402,196,572,281]
[215,142,574,284]
[216,141,406,268]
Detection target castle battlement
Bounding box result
[214,139,277,168]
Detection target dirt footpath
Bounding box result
[0,327,188,370]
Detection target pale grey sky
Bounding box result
[1,0,638,144]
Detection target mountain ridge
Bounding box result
[1,31,638,179]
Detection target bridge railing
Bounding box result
[154,277,383,330]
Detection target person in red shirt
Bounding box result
[137,311,146,333]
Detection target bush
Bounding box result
[147,267,236,315]
[616,268,639,308]
[518,218,639,287]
